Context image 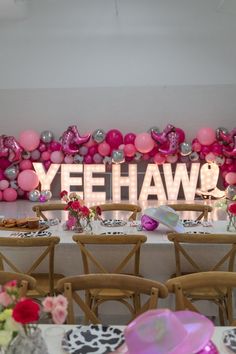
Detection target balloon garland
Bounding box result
[0,125,235,202]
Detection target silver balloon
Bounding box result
[112,150,125,164]
[215,155,225,166]
[180,142,192,156]
[74,154,84,163]
[103,156,112,165]
[4,165,19,181]
[41,130,54,144]
[134,152,142,161]
[22,151,31,159]
[148,127,160,135]
[10,180,18,190]
[28,189,40,202]
[92,129,106,143]
[216,127,228,140]
[226,185,236,200]
[189,152,199,162]
[40,190,52,201]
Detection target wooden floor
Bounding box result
[0,198,227,221]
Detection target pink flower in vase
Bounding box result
[0,291,12,307]
[53,294,68,309]
[42,296,54,312]
[66,215,77,230]
[51,305,67,324]
[228,202,236,215]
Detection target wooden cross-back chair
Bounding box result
[0,271,36,298]
[90,203,141,221]
[167,232,236,324]
[0,236,64,296]
[72,234,147,320]
[32,203,66,221]
[167,204,212,221]
[166,271,236,325]
[56,274,168,324]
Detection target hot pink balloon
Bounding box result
[19,160,33,171]
[0,190,2,201]
[98,142,111,156]
[106,129,123,149]
[17,170,39,192]
[197,127,216,146]
[3,187,17,202]
[84,155,93,164]
[0,158,11,170]
[41,151,51,161]
[124,144,137,157]
[211,143,223,155]
[192,141,202,152]
[88,145,98,156]
[225,172,236,185]
[175,128,185,144]
[153,153,166,164]
[38,143,47,153]
[135,133,154,153]
[44,160,51,170]
[50,151,64,164]
[0,179,9,190]
[50,141,62,152]
[19,130,40,152]
[124,133,136,145]
[0,169,4,181]
[201,146,211,155]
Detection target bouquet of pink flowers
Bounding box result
[0,280,68,350]
[60,190,101,230]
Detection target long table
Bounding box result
[0,220,234,321]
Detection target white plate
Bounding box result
[181,219,201,227]
[101,219,127,227]
[10,230,52,238]
[62,325,124,354]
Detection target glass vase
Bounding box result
[227,213,236,232]
[6,327,48,354]
[73,218,84,233]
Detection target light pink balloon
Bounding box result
[0,179,9,190]
[98,142,111,156]
[64,155,74,164]
[31,149,41,161]
[153,153,166,164]
[135,133,155,153]
[19,130,40,152]
[124,144,137,157]
[205,152,216,163]
[3,187,17,202]
[0,190,2,201]
[166,154,178,163]
[50,151,64,163]
[17,170,39,191]
[196,127,216,146]
[225,172,236,185]
[19,159,33,171]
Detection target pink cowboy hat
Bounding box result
[113,309,216,354]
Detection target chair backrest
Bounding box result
[90,203,141,221]
[32,203,66,221]
[166,271,236,316]
[168,233,236,277]
[0,271,36,297]
[167,204,212,221]
[72,234,147,276]
[0,236,60,295]
[56,274,168,324]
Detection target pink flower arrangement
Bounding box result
[42,294,68,324]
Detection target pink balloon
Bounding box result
[38,143,47,153]
[197,127,216,146]
[106,129,123,149]
[3,187,17,202]
[211,143,223,155]
[31,149,41,161]
[142,153,150,161]
[88,146,98,156]
[84,137,96,148]
[166,154,178,163]
[98,142,111,156]
[192,141,202,152]
[19,130,40,152]
[124,133,136,145]
[0,158,11,170]
[135,133,155,153]
[153,153,166,164]
[50,151,64,163]
[50,141,62,152]
[0,179,9,190]
[175,128,185,143]
[64,155,74,164]
[84,155,93,164]
[19,160,33,171]
[44,160,51,170]
[41,151,51,161]
[124,144,137,157]
[201,146,211,155]
[149,146,158,158]
[0,190,2,201]
[225,172,236,185]
[0,169,4,181]
[17,170,39,192]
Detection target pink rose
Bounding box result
[4,280,17,291]
[0,291,12,307]
[51,305,67,324]
[53,295,68,309]
[42,296,54,312]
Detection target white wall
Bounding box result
[0,0,235,138]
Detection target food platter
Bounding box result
[100,219,127,227]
